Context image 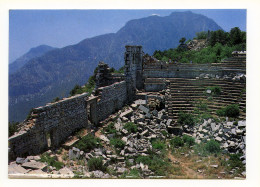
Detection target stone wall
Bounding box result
[125,46,143,101]
[9,93,89,158]
[96,81,127,122]
[143,63,246,81]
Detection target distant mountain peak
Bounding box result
[9,44,56,75]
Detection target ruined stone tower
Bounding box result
[124,45,143,102]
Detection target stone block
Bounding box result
[138,105,149,114]
[22,161,47,170]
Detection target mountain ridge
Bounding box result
[9,45,56,75]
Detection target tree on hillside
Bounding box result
[179,37,186,44]
[195,31,207,39]
[230,27,242,46]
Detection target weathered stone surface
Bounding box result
[121,137,128,143]
[16,157,28,164]
[9,163,30,174]
[100,135,110,143]
[139,105,149,114]
[120,108,133,118]
[58,167,74,178]
[69,147,80,160]
[135,100,147,105]
[22,161,47,170]
[28,169,47,175]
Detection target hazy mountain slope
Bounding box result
[9,45,56,75]
[9,11,222,122]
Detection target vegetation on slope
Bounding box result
[153,27,246,63]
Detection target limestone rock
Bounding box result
[16,157,28,164]
[9,163,30,174]
[22,161,47,170]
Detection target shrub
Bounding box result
[216,104,240,118]
[124,122,137,133]
[225,104,240,118]
[178,112,195,127]
[128,168,141,178]
[9,121,19,137]
[136,155,172,176]
[87,157,106,172]
[74,134,101,152]
[204,139,221,154]
[40,152,64,170]
[196,100,208,111]
[161,130,168,137]
[151,139,166,150]
[216,108,226,116]
[110,138,125,150]
[104,122,117,134]
[183,135,195,147]
[170,136,184,148]
[228,153,244,170]
[206,86,222,96]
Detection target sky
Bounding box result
[9,9,246,63]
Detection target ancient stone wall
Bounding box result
[96,81,127,122]
[9,93,89,158]
[143,63,246,79]
[125,46,143,101]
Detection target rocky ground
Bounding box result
[8,99,246,179]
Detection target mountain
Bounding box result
[9,11,222,122]
[9,45,56,75]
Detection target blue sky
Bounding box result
[9,9,246,63]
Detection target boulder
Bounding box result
[139,105,149,114]
[9,163,30,174]
[121,137,128,143]
[215,137,223,142]
[141,129,149,136]
[21,161,47,170]
[16,157,28,164]
[120,108,133,118]
[92,170,104,178]
[69,147,80,160]
[100,135,110,143]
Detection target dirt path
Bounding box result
[168,153,205,179]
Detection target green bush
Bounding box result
[87,157,106,172]
[228,153,244,170]
[183,135,195,147]
[206,86,222,96]
[104,122,117,134]
[216,104,240,118]
[136,155,172,176]
[110,138,125,150]
[170,136,184,148]
[74,134,101,152]
[128,168,141,178]
[124,122,137,133]
[204,139,221,154]
[216,108,226,116]
[161,130,169,137]
[40,152,64,170]
[225,104,240,118]
[112,140,125,150]
[9,121,19,137]
[178,112,195,127]
[151,139,166,150]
